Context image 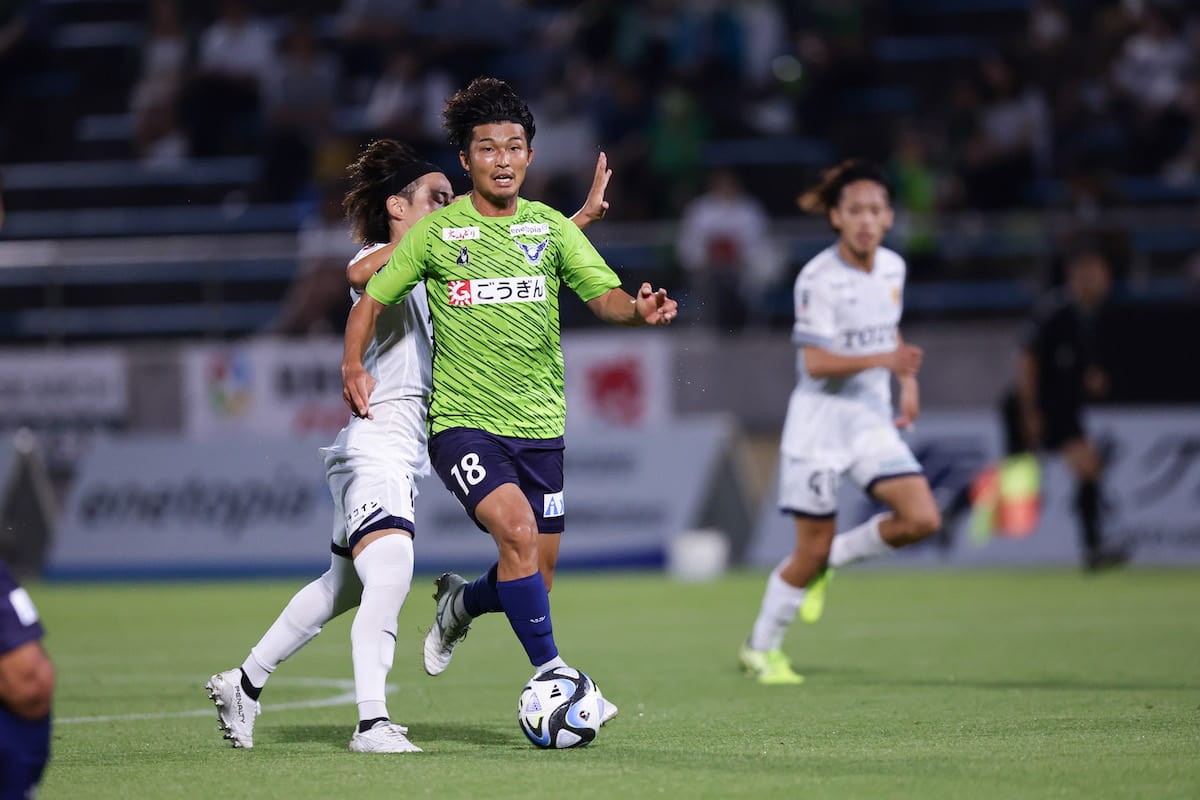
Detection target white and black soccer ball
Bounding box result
[517,666,601,749]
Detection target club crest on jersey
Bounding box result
[442,226,480,241]
[515,237,549,266]
[509,222,550,237]
[457,246,469,265]
[447,275,547,306]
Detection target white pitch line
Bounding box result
[59,677,393,725]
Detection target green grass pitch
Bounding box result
[29,568,1200,799]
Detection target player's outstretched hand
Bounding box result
[634,281,678,326]
[342,364,377,419]
[572,151,611,229]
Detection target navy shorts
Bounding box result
[0,562,43,656]
[429,427,565,534]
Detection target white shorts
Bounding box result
[777,393,921,517]
[321,397,430,553]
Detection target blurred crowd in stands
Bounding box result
[1,0,1198,337]
[3,0,1198,213]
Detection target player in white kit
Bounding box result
[740,160,942,685]
[206,141,614,750]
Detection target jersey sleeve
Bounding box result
[365,226,426,305]
[557,218,621,303]
[792,269,835,348]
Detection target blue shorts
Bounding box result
[429,428,565,534]
[0,563,43,656]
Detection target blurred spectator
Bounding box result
[647,82,710,216]
[675,168,774,331]
[363,50,452,152]
[886,123,939,268]
[129,0,190,168]
[335,0,419,98]
[265,183,354,336]
[182,0,275,156]
[256,14,341,203]
[1109,3,1192,174]
[960,52,1050,209]
[525,70,601,215]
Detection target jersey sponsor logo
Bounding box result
[447,275,547,306]
[456,246,469,265]
[514,237,550,266]
[840,324,898,350]
[441,226,480,241]
[509,222,550,236]
[7,587,39,627]
[543,490,564,518]
[346,499,382,531]
[891,286,901,305]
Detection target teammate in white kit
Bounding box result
[206,140,613,751]
[740,159,942,685]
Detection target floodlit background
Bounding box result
[1,0,1198,577]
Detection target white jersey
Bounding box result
[787,244,906,421]
[323,243,433,522]
[352,242,434,406]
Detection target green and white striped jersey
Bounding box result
[365,195,621,438]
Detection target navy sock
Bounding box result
[0,706,50,798]
[462,563,503,617]
[496,571,558,667]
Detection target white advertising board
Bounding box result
[0,348,128,472]
[49,416,738,579]
[749,408,1200,568]
[182,332,674,441]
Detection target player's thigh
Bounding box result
[327,452,417,553]
[429,427,522,529]
[511,437,565,534]
[474,483,539,545]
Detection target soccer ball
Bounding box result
[517,667,601,749]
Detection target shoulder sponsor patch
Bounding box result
[8,587,39,627]
[442,226,480,241]
[448,276,547,306]
[509,222,550,237]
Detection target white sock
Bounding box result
[829,513,893,568]
[534,655,568,674]
[350,534,414,722]
[748,564,806,652]
[243,555,361,688]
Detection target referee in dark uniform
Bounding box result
[1010,248,1128,570]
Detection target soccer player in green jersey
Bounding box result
[342,77,676,705]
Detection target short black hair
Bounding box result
[442,77,536,154]
[797,158,890,216]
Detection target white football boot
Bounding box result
[349,721,423,753]
[422,572,472,676]
[206,668,260,748]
